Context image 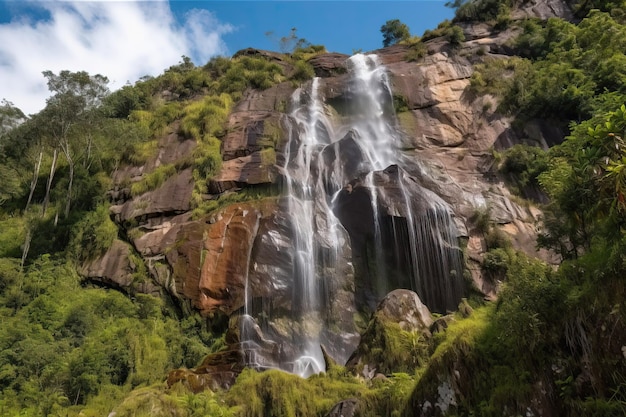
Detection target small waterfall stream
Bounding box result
[241,53,465,377]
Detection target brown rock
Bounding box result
[111,168,194,223]
[308,52,349,77]
[80,240,136,290]
[197,204,263,314]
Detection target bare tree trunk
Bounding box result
[20,228,31,272]
[25,151,43,212]
[64,160,74,218]
[84,133,92,169]
[42,148,58,216]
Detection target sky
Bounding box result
[0,0,454,116]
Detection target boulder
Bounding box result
[80,240,136,290]
[346,289,433,376]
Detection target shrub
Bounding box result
[217,56,284,99]
[499,144,549,190]
[290,60,315,82]
[447,25,466,46]
[180,93,233,140]
[67,205,118,261]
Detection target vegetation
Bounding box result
[381,19,411,47]
[497,143,549,196]
[421,20,466,46]
[2,3,626,416]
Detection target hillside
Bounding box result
[1,0,626,415]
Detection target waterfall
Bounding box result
[241,53,465,377]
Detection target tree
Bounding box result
[265,27,311,53]
[39,70,109,218]
[380,19,411,47]
[0,99,26,137]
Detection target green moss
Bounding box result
[226,368,365,417]
[392,94,409,113]
[130,164,177,197]
[430,306,491,364]
[260,148,277,166]
[191,185,280,219]
[257,119,284,149]
[353,318,430,375]
[396,111,418,138]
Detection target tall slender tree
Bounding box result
[39,71,109,218]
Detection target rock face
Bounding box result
[84,3,568,390]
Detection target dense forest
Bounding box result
[1,0,626,415]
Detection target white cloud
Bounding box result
[0,0,234,115]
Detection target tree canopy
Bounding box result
[380,19,411,47]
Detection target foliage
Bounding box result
[447,0,512,26]
[351,318,430,375]
[191,185,280,219]
[405,41,427,62]
[180,94,233,140]
[265,27,312,53]
[226,368,364,417]
[216,56,284,100]
[381,19,411,47]
[0,254,219,415]
[67,204,117,262]
[290,60,315,83]
[0,99,26,136]
[537,104,626,259]
[421,20,465,46]
[475,11,626,121]
[498,144,549,197]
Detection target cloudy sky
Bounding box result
[0,0,453,116]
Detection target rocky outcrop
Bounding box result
[163,202,275,316]
[111,168,194,224]
[346,289,433,377]
[308,53,349,77]
[81,239,136,290]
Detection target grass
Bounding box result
[191,185,280,219]
[430,305,491,364]
[130,164,178,197]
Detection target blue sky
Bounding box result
[0,1,453,115]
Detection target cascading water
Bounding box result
[241,53,465,377]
